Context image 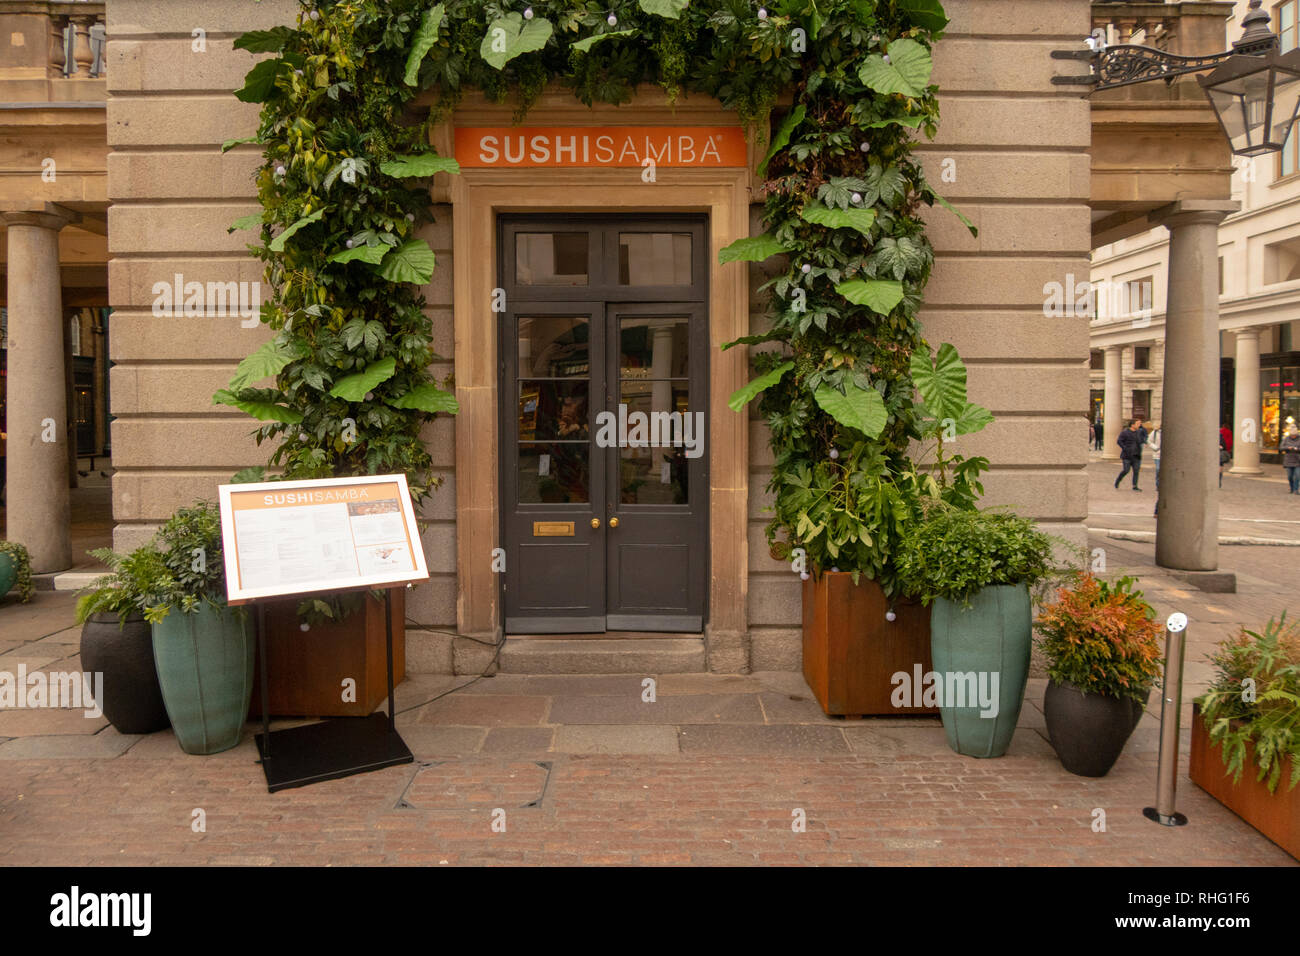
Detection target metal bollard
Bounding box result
[1143,612,1189,826]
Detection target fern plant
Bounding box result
[1198,613,1300,794]
[0,540,35,604]
[74,545,176,626]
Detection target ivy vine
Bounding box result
[222,0,986,596]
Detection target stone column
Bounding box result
[1229,327,1264,475]
[1102,345,1124,460]
[3,208,76,573]
[1152,201,1236,573]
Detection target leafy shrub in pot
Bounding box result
[1035,574,1164,776]
[897,505,1057,757]
[1198,614,1300,794]
[0,540,34,603]
[146,502,254,755]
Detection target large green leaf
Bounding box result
[234,57,287,103]
[950,402,994,436]
[861,116,924,130]
[858,38,933,98]
[228,339,307,391]
[897,0,949,33]
[213,389,302,424]
[233,27,293,54]
[799,205,877,237]
[268,209,324,253]
[329,243,389,265]
[718,234,789,265]
[376,239,436,284]
[480,13,553,71]
[379,153,461,178]
[572,29,636,52]
[329,358,397,402]
[910,343,967,422]
[404,4,446,85]
[814,384,887,439]
[389,385,460,414]
[639,0,690,17]
[728,361,794,412]
[834,279,905,314]
[228,213,262,233]
[757,105,805,177]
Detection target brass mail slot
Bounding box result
[533,521,575,537]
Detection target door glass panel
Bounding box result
[619,316,689,377]
[518,381,589,441]
[616,380,692,505]
[517,316,589,377]
[618,233,692,286]
[518,443,589,503]
[516,232,589,286]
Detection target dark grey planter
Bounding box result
[1044,678,1148,777]
[79,612,171,735]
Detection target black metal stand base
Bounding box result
[253,588,411,793]
[1143,806,1189,827]
[255,713,412,793]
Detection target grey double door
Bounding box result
[499,216,708,634]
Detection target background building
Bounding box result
[1090,0,1300,467]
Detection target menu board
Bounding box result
[217,474,429,605]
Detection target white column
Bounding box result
[1229,327,1264,475]
[3,207,76,573]
[1103,345,1124,460]
[650,323,675,414]
[1152,202,1234,572]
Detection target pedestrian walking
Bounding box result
[1093,419,1104,451]
[1114,419,1143,491]
[1281,423,1300,495]
[1148,424,1161,516]
[1219,428,1230,488]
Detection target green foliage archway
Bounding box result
[221,0,988,595]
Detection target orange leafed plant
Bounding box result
[1034,573,1164,703]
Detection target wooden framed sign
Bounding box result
[218,474,429,605]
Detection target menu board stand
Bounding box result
[253,589,413,793]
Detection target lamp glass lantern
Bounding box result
[1199,48,1300,157]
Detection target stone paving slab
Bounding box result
[411,694,551,727]
[0,709,107,734]
[677,724,852,754]
[396,725,488,757]
[482,727,555,753]
[0,732,140,759]
[553,724,679,754]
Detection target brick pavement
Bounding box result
[0,469,1296,867]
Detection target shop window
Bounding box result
[1131,389,1151,420]
[68,314,82,356]
[1126,276,1153,320]
[1263,235,1300,284]
[1282,0,1299,52]
[1134,346,1150,371]
[1090,350,1104,370]
[516,232,589,286]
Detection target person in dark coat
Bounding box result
[1281,423,1300,495]
[1093,419,1104,451]
[1114,419,1143,491]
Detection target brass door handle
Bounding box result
[591,518,601,529]
[609,517,620,528]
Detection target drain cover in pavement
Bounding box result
[398,760,550,810]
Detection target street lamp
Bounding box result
[1055,0,1300,158]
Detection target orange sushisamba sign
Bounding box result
[454,126,749,168]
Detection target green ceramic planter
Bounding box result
[930,584,1032,758]
[0,553,15,598]
[151,603,253,755]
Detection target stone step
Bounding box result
[498,637,706,674]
